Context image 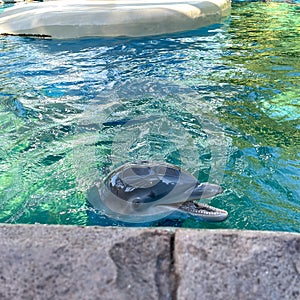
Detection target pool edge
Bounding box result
[0,224,299,299]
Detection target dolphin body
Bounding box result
[87,161,228,223]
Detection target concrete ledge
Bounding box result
[0,224,299,299]
[175,229,300,300]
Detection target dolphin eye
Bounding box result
[131,199,142,211]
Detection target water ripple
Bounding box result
[0,2,299,231]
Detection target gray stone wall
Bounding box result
[0,224,299,299]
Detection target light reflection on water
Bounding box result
[0,2,299,231]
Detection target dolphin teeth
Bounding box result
[178,201,228,221]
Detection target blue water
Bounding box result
[0,2,299,231]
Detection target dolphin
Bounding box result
[87,161,228,223]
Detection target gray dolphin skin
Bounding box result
[88,161,228,223]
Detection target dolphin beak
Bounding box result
[178,201,228,222]
[189,182,223,200]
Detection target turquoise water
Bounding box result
[0,2,299,231]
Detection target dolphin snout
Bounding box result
[190,182,223,200]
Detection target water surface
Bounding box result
[0,2,299,231]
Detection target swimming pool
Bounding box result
[0,1,299,231]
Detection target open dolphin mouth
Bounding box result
[178,201,228,222]
[88,161,229,223]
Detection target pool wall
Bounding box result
[0,224,299,299]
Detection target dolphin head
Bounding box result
[87,162,228,223]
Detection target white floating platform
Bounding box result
[0,0,231,39]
